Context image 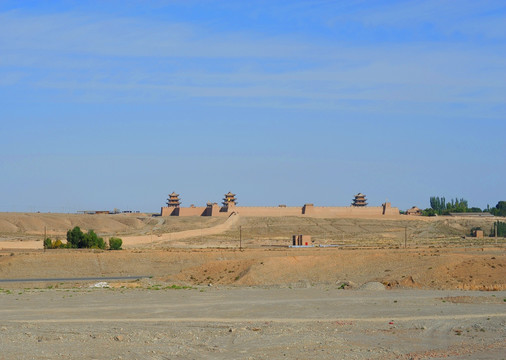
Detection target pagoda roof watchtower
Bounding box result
[166,192,181,207]
[222,192,237,207]
[352,193,368,207]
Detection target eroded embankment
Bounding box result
[0,247,504,290]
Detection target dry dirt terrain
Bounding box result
[0,286,505,360]
[0,212,505,359]
[0,212,503,249]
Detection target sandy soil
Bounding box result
[1,247,504,291]
[0,287,504,359]
[1,213,505,359]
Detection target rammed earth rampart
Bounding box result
[161,193,400,218]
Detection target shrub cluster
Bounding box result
[67,226,106,249]
[108,237,123,250]
[43,226,122,250]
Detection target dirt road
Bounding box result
[121,212,240,248]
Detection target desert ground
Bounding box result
[0,212,505,359]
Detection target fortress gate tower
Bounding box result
[222,192,237,208]
[167,192,181,208]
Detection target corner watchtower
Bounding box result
[352,193,367,207]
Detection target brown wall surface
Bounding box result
[307,206,399,217]
[178,207,207,217]
[162,205,400,218]
[234,207,302,217]
[161,207,177,216]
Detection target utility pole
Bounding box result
[239,226,242,251]
[404,226,407,249]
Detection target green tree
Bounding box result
[491,201,506,217]
[430,196,446,214]
[66,227,105,249]
[83,230,106,249]
[66,226,84,248]
[496,221,506,236]
[428,196,470,215]
[422,208,436,216]
[43,237,52,249]
[109,237,123,250]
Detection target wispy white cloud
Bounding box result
[326,0,506,40]
[0,4,505,119]
[0,11,312,58]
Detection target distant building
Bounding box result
[77,210,111,215]
[472,229,484,238]
[292,235,312,246]
[406,206,422,216]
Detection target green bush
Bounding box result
[109,237,123,250]
[66,226,84,248]
[422,208,436,216]
[83,230,106,249]
[43,237,52,249]
[64,226,106,249]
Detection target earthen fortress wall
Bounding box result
[224,206,303,217]
[161,203,400,218]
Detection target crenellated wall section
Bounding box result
[161,202,400,218]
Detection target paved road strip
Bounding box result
[0,276,151,283]
[5,313,506,324]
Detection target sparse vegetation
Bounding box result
[165,284,194,290]
[489,201,506,217]
[424,197,505,217]
[424,196,473,216]
[67,227,106,249]
[108,237,123,250]
[43,226,122,250]
[492,221,506,237]
[43,237,53,249]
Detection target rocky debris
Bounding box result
[91,282,110,288]
[358,282,386,291]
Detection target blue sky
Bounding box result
[1,0,505,213]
